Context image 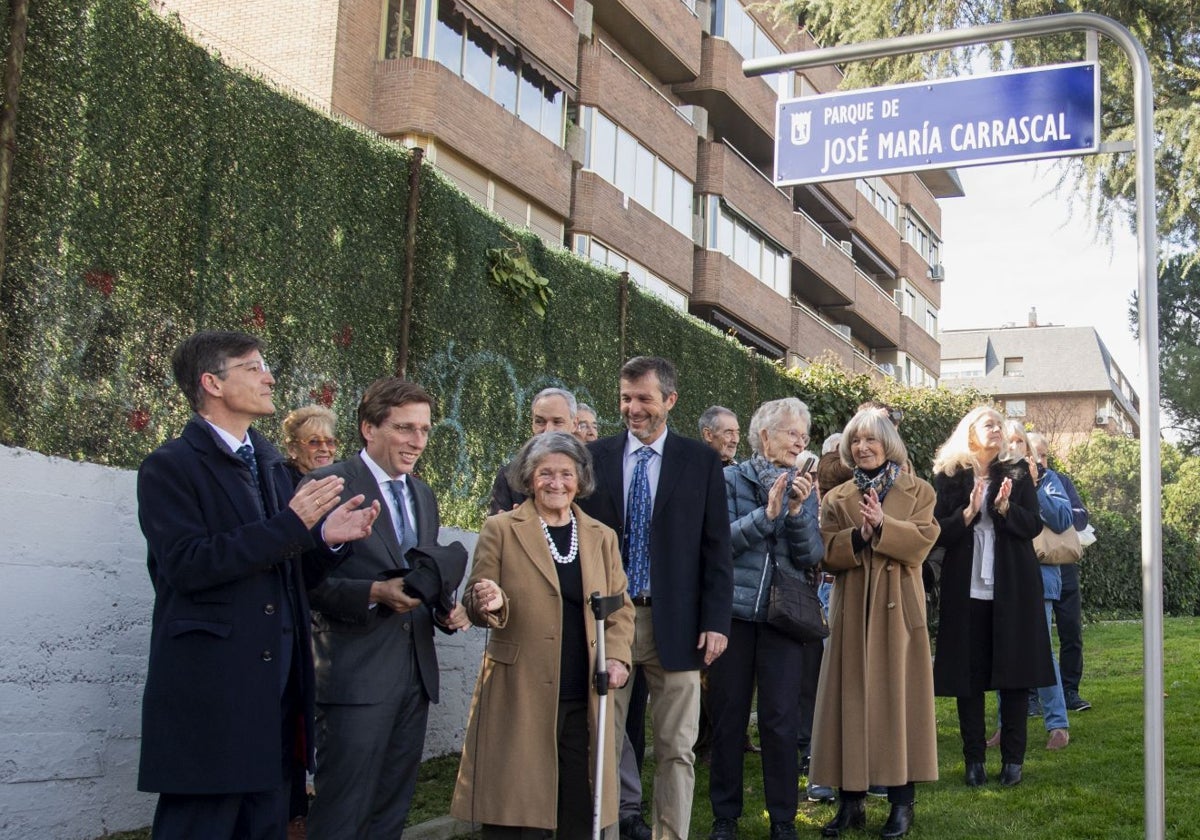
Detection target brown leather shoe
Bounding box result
[1046,728,1070,750]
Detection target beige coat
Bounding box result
[810,471,941,790]
[450,501,634,829]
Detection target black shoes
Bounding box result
[821,797,866,837]
[708,817,737,840]
[880,804,914,839]
[769,820,798,840]
[999,763,1023,787]
[964,762,987,787]
[620,814,653,840]
[1065,692,1093,712]
[1027,697,1042,717]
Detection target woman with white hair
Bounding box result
[706,398,823,840]
[931,407,1054,791]
[811,409,940,839]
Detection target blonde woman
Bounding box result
[931,408,1054,789]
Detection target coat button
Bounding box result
[887,602,896,609]
[886,564,893,571]
[261,650,273,661]
[264,603,276,615]
[402,622,411,631]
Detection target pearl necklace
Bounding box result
[540,511,579,565]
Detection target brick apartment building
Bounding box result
[940,309,1141,452]
[159,0,957,381]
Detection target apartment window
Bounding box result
[703,196,791,298]
[407,1,564,144]
[1004,356,1024,377]
[574,235,687,310]
[581,107,693,238]
[925,308,938,336]
[941,357,985,380]
[904,208,941,266]
[383,0,418,58]
[1005,400,1027,418]
[857,177,899,227]
[711,0,794,98]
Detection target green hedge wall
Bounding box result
[1078,510,1200,618]
[0,0,985,532]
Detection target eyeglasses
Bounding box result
[777,428,810,444]
[576,422,597,431]
[214,359,271,376]
[302,437,338,450]
[388,422,432,438]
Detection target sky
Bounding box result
[937,160,1144,397]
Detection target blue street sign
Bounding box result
[774,63,1099,186]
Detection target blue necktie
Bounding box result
[389,479,417,565]
[625,447,654,597]
[236,444,266,518]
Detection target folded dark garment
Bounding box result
[378,541,468,613]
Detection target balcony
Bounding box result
[696,142,791,248]
[841,268,900,347]
[674,36,776,171]
[692,250,791,354]
[570,171,695,293]
[590,0,702,83]
[578,42,697,175]
[373,58,573,217]
[791,210,854,306]
[899,316,941,375]
[472,0,579,87]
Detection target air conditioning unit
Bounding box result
[1095,410,1111,426]
[928,263,946,282]
[838,240,853,256]
[832,323,852,341]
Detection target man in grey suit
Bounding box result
[303,378,469,839]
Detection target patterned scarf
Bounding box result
[852,461,901,503]
[750,454,790,501]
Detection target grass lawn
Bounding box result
[99,617,1200,839]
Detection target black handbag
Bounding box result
[766,560,829,643]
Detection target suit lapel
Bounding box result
[185,419,261,526]
[344,455,406,569]
[512,503,560,589]
[651,430,683,522]
[596,435,627,529]
[408,475,438,546]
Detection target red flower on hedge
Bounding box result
[310,383,336,407]
[84,270,115,297]
[245,305,267,330]
[334,323,353,348]
[127,408,151,432]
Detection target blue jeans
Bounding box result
[1038,600,1069,731]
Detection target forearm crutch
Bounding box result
[589,591,626,840]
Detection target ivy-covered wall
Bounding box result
[0,0,983,532]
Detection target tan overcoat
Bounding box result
[810,471,941,790]
[450,501,634,829]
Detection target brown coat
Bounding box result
[450,501,634,829]
[810,471,941,790]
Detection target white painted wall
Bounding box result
[0,445,485,840]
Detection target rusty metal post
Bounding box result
[397,146,424,379]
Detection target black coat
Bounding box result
[578,430,733,671]
[932,459,1055,695]
[137,417,342,794]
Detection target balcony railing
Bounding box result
[596,38,694,126]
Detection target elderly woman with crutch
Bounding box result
[451,432,634,840]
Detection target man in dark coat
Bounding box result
[303,378,469,839]
[578,356,733,840]
[488,387,576,514]
[137,330,379,839]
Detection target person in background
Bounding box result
[707,398,822,840]
[699,405,741,466]
[931,407,1054,790]
[489,388,577,514]
[812,409,940,839]
[575,402,600,443]
[1039,437,1092,713]
[282,404,339,484]
[452,432,633,840]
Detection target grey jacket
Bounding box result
[725,459,823,622]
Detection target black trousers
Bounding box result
[839,783,914,807]
[796,637,824,758]
[956,599,1029,766]
[1053,564,1084,695]
[708,618,805,822]
[481,699,592,840]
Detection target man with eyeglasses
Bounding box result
[699,406,741,467]
[302,376,470,839]
[488,387,577,515]
[137,331,380,839]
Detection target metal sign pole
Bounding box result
[745,13,1162,838]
